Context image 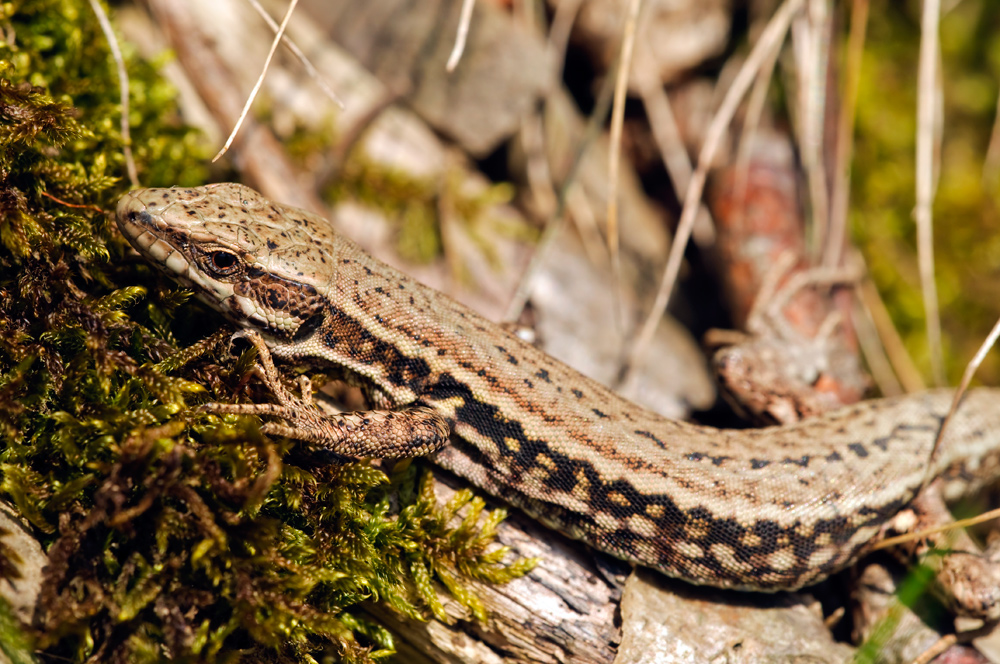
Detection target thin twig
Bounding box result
[213,0,299,162]
[733,29,784,208]
[566,185,611,266]
[873,506,1000,550]
[637,64,716,246]
[913,637,958,664]
[924,314,1000,482]
[446,0,476,73]
[607,0,645,333]
[245,0,344,108]
[522,112,558,220]
[503,63,618,323]
[852,289,904,397]
[762,262,862,326]
[824,0,869,268]
[744,251,799,329]
[983,86,1000,185]
[548,0,585,75]
[915,0,945,385]
[622,0,806,382]
[40,191,105,214]
[858,273,926,393]
[791,0,830,259]
[89,0,138,187]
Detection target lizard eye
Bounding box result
[202,250,241,277]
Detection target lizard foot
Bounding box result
[203,329,452,459]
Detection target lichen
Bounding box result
[326,151,533,271]
[0,2,534,662]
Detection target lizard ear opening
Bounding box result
[292,312,324,341]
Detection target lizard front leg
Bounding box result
[203,330,452,459]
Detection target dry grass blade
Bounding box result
[637,63,715,247]
[521,113,557,220]
[503,54,618,323]
[622,0,806,382]
[606,0,645,335]
[733,28,783,206]
[924,314,1000,479]
[213,0,299,162]
[446,0,477,73]
[915,0,945,386]
[245,0,343,108]
[89,0,138,187]
[852,290,904,397]
[790,0,831,258]
[983,86,1000,184]
[548,0,585,72]
[858,274,926,393]
[824,0,869,268]
[873,506,1000,550]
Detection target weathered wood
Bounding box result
[301,0,554,157]
[116,4,922,663]
[364,472,623,664]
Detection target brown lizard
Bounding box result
[116,183,1000,593]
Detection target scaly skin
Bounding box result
[116,183,1000,591]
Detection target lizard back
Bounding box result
[116,183,1000,590]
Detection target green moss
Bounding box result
[327,152,533,272]
[0,594,36,664]
[0,2,534,662]
[851,0,1000,384]
[853,561,937,664]
[327,155,445,264]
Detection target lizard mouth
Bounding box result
[115,189,234,313]
[116,189,230,286]
[114,188,302,337]
[116,189,193,275]
[116,190,165,247]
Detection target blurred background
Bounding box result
[4,1,1000,661]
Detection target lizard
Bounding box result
[115,182,1000,594]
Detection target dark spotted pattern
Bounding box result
[237,269,326,340]
[320,307,433,394]
[116,184,1000,592]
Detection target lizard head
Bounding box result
[116,183,332,341]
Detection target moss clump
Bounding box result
[326,152,531,272]
[851,0,1000,384]
[0,2,534,662]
